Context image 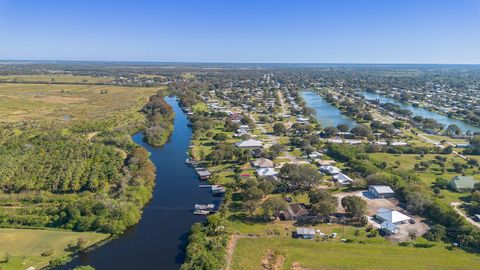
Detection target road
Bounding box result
[451,202,480,229]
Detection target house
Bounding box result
[256,167,278,177]
[449,176,477,192]
[369,185,395,198]
[280,203,309,220]
[235,139,263,149]
[251,158,274,168]
[315,160,336,166]
[333,173,353,185]
[308,151,322,159]
[375,208,411,224]
[380,221,400,235]
[319,165,341,175]
[296,227,316,239]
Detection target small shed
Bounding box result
[296,227,316,239]
[380,221,399,235]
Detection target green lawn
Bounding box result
[0,228,109,270]
[231,237,480,270]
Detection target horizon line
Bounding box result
[1,59,480,66]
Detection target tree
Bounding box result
[308,190,334,205]
[425,224,446,242]
[261,197,288,220]
[311,200,336,219]
[341,196,367,219]
[213,132,228,141]
[242,200,258,217]
[405,192,431,214]
[350,125,372,138]
[323,126,338,137]
[279,164,322,192]
[258,181,274,197]
[446,124,462,136]
[273,123,287,135]
[337,124,349,132]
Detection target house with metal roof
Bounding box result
[296,227,316,239]
[375,208,411,225]
[369,185,395,198]
[449,176,477,192]
[235,139,263,149]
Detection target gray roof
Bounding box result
[450,176,477,189]
[370,185,394,194]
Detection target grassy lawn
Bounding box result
[369,153,479,203]
[231,237,480,270]
[0,228,109,270]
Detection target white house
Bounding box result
[256,167,278,177]
[368,185,395,198]
[235,139,263,149]
[375,208,411,225]
[319,165,341,175]
[380,221,399,235]
[333,173,353,185]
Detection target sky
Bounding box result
[0,0,479,64]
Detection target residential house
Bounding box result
[280,203,309,220]
[375,208,411,225]
[319,165,341,175]
[235,139,263,149]
[449,176,477,192]
[333,173,353,185]
[251,158,274,168]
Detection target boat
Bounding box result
[193,209,210,215]
[211,185,226,195]
[194,204,215,210]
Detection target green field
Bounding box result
[369,153,479,203]
[0,74,113,84]
[0,228,108,270]
[0,83,158,123]
[231,237,480,270]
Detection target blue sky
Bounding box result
[0,0,479,63]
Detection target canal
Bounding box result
[58,96,217,270]
[301,91,357,128]
[361,91,480,133]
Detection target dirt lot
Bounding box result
[336,190,429,242]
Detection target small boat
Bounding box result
[193,209,210,215]
[211,185,226,195]
[194,204,215,210]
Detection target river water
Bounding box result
[361,91,480,133]
[301,91,357,128]
[58,96,217,270]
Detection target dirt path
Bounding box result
[451,202,480,229]
[277,90,286,115]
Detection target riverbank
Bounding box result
[56,96,215,270]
